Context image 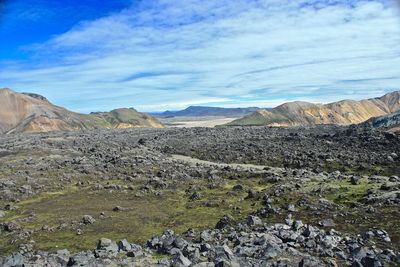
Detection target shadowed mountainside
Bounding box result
[363,110,400,133]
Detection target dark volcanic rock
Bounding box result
[0,125,398,266]
[81,215,96,225]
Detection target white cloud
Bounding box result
[1,0,400,112]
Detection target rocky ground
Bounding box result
[0,126,399,266]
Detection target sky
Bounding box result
[0,0,400,113]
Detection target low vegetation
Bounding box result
[0,126,399,265]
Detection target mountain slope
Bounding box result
[0,88,163,134]
[90,108,164,129]
[362,110,400,133]
[0,88,87,134]
[154,106,260,117]
[227,91,400,126]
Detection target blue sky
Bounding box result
[1,0,400,112]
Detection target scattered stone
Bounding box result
[350,176,360,185]
[247,215,262,226]
[319,219,336,227]
[82,215,96,225]
[0,123,399,266]
[118,239,132,251]
[189,192,201,200]
[246,189,257,199]
[171,252,192,267]
[232,184,244,191]
[4,221,21,232]
[215,215,235,229]
[287,204,296,212]
[113,206,126,212]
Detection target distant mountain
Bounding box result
[0,88,163,134]
[362,110,400,133]
[90,108,164,129]
[153,106,261,118]
[227,91,400,126]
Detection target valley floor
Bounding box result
[157,116,238,128]
[0,126,399,266]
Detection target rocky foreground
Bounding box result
[0,126,399,266]
[2,215,398,266]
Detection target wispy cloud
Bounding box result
[1,0,399,112]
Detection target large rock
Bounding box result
[0,253,25,267]
[82,215,96,225]
[215,215,236,229]
[95,238,119,258]
[247,215,262,226]
[171,252,192,267]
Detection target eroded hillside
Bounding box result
[228,91,400,126]
[0,88,163,134]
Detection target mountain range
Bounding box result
[1,88,399,134]
[0,88,163,134]
[226,91,400,127]
[152,106,261,118]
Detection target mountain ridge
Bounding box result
[0,88,164,134]
[227,91,400,126]
[153,106,261,118]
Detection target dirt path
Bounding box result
[170,154,269,171]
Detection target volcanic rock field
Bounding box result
[0,126,399,266]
